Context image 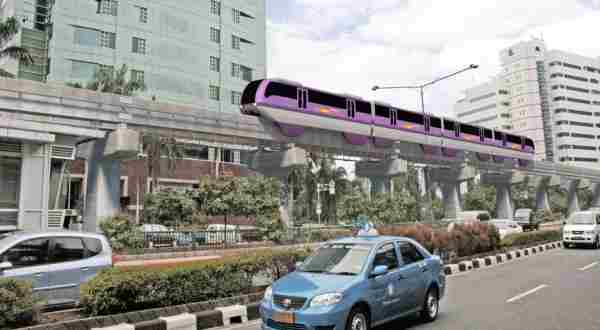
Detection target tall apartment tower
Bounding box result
[0,0,267,112]
[455,39,600,168]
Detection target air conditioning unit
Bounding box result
[51,145,76,160]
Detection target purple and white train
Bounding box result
[240,79,535,162]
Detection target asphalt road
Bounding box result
[221,246,600,330]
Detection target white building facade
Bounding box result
[455,39,600,168]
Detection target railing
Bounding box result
[143,226,354,250]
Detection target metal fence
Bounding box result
[143,226,354,249]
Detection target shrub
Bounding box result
[502,230,562,247]
[99,215,144,253]
[81,249,311,316]
[0,279,41,329]
[144,190,197,227]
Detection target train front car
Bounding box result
[240,79,372,143]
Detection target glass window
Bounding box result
[399,242,424,264]
[241,66,253,82]
[132,37,146,54]
[461,123,480,136]
[131,70,144,84]
[299,243,371,275]
[99,31,116,49]
[309,89,348,109]
[373,243,399,270]
[397,109,424,125]
[97,0,118,16]
[231,91,242,105]
[210,56,220,72]
[210,0,221,15]
[430,116,442,128]
[137,6,148,23]
[265,81,297,99]
[210,27,221,43]
[70,60,98,80]
[1,238,49,268]
[83,238,103,257]
[209,85,220,101]
[375,105,390,118]
[232,35,240,50]
[0,157,21,210]
[74,27,99,47]
[232,8,241,24]
[50,237,86,263]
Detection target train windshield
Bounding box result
[241,79,264,105]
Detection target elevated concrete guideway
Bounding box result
[1,78,600,228]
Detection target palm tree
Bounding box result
[141,133,186,193]
[85,64,146,96]
[0,17,34,78]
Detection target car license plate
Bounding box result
[272,311,295,324]
[572,237,583,240]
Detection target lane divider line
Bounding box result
[579,261,598,271]
[506,284,548,303]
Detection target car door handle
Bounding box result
[34,273,44,278]
[81,267,90,272]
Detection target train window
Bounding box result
[308,89,347,109]
[397,109,424,125]
[265,81,297,99]
[241,79,264,104]
[443,119,455,131]
[375,105,390,118]
[484,129,493,139]
[460,124,479,136]
[356,101,372,114]
[494,131,504,141]
[525,138,534,148]
[430,116,442,128]
[506,134,522,145]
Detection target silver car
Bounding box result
[0,231,112,307]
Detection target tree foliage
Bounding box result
[141,133,185,193]
[143,190,197,227]
[463,184,496,216]
[84,64,146,96]
[0,17,33,78]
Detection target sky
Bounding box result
[266,0,600,119]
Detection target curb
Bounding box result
[443,241,562,276]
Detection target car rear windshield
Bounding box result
[299,243,371,276]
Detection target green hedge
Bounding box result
[99,215,144,253]
[0,278,40,329]
[81,249,311,316]
[502,230,562,247]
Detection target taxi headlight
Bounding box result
[310,293,343,307]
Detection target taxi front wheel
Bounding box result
[420,288,439,322]
[346,307,370,330]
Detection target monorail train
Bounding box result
[240,79,535,161]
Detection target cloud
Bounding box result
[267,0,598,117]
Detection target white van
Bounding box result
[563,211,600,249]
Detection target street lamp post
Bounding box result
[371,64,479,221]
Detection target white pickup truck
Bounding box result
[563,211,600,249]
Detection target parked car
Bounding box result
[514,208,540,231]
[0,231,112,307]
[488,220,523,239]
[457,210,491,222]
[260,234,446,330]
[563,211,600,249]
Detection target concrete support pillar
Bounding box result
[496,183,514,219]
[440,181,461,219]
[355,158,406,197]
[18,143,51,232]
[533,177,551,213]
[591,183,600,208]
[246,146,307,228]
[567,180,580,216]
[83,139,121,232]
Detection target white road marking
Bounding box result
[579,261,599,271]
[506,284,548,303]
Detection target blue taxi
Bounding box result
[260,234,445,330]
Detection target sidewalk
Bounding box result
[115,254,222,267]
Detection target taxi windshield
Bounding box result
[299,243,371,276]
[569,213,594,225]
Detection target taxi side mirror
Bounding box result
[370,265,388,278]
[0,261,13,271]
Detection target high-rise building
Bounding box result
[0,0,266,112]
[455,39,600,168]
